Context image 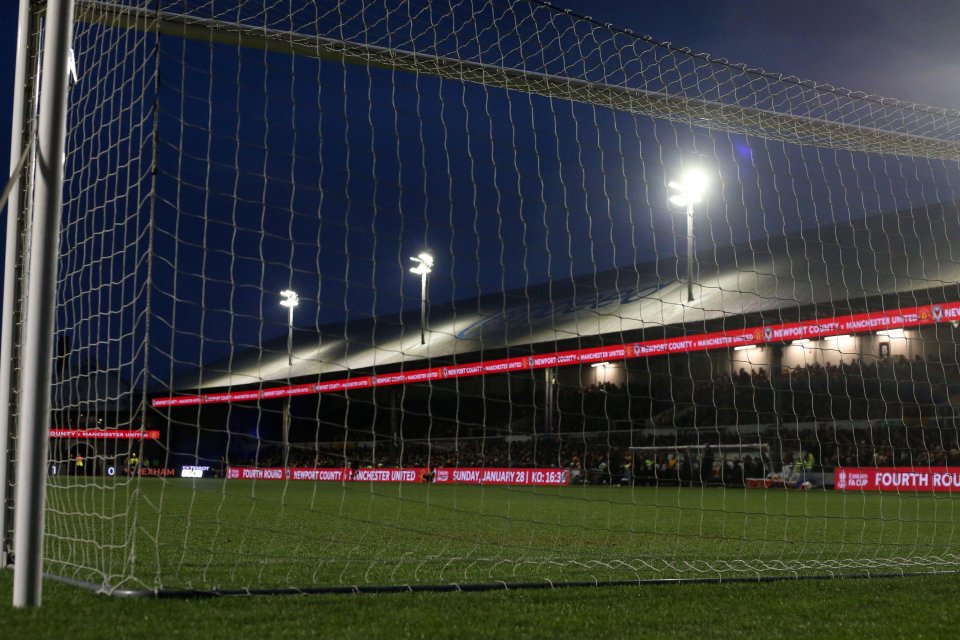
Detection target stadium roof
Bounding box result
[174,200,960,393]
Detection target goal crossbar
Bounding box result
[75,0,960,161]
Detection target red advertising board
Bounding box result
[153,300,960,409]
[432,467,570,486]
[49,429,160,439]
[225,466,570,485]
[351,467,428,483]
[226,466,428,483]
[834,467,960,492]
[227,467,287,480]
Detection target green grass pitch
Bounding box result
[39,479,960,591]
[2,480,959,638]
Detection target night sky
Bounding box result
[5,0,960,231]
[2,1,960,374]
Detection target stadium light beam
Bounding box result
[669,168,709,303]
[409,252,434,345]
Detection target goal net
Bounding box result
[7,0,960,596]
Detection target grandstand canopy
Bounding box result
[169,200,960,394]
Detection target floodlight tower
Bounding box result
[280,289,299,366]
[668,168,709,303]
[409,252,434,345]
[279,289,299,469]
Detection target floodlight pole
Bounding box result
[284,302,292,467]
[686,201,694,303]
[286,304,294,367]
[13,0,75,609]
[279,290,298,367]
[420,270,428,345]
[770,344,784,469]
[409,253,433,346]
[543,368,556,466]
[279,290,298,468]
[669,169,707,304]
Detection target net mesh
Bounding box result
[21,0,960,592]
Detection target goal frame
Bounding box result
[7,0,960,607]
[2,0,76,609]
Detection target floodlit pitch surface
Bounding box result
[43,480,960,593]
